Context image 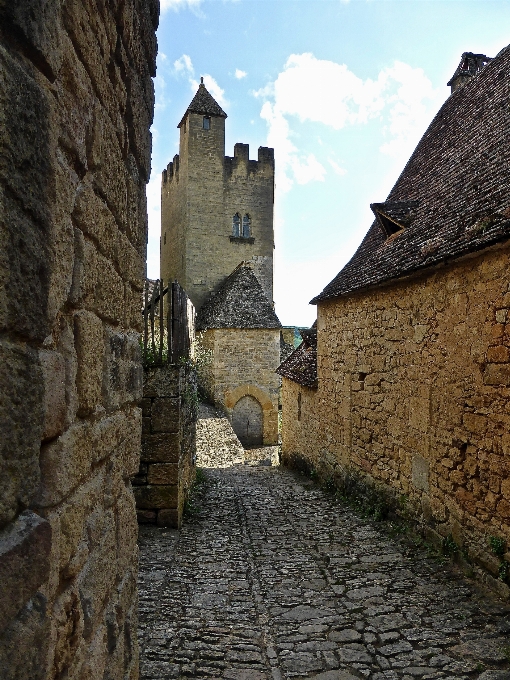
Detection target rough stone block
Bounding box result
[157,509,179,528]
[412,455,429,492]
[117,418,142,478]
[0,0,64,80]
[116,485,138,573]
[40,349,66,441]
[52,587,85,677]
[487,345,510,363]
[143,366,181,398]
[141,433,180,463]
[0,591,50,680]
[152,397,180,433]
[0,511,51,634]
[0,340,44,525]
[38,421,93,507]
[0,186,50,341]
[484,363,510,386]
[89,105,128,228]
[74,310,104,416]
[0,45,53,230]
[72,180,118,263]
[463,412,487,435]
[147,463,178,485]
[408,396,430,433]
[133,485,178,510]
[136,510,156,524]
[77,508,116,639]
[103,329,143,411]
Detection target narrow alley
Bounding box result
[137,409,510,680]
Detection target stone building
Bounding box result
[161,79,275,310]
[196,262,281,446]
[0,0,158,677]
[279,46,510,587]
[161,82,282,445]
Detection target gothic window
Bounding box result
[203,116,210,130]
[232,213,241,237]
[242,214,251,238]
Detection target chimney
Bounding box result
[447,52,492,94]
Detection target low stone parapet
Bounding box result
[133,365,196,528]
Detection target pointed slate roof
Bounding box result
[178,80,227,127]
[196,262,281,330]
[276,326,318,389]
[311,44,510,304]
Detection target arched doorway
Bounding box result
[232,395,263,448]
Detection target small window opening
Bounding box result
[232,213,241,237]
[203,116,210,130]
[377,212,403,237]
[358,372,367,391]
[242,214,251,238]
[164,232,167,245]
[297,392,302,421]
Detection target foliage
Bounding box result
[180,332,213,402]
[489,535,506,557]
[183,468,209,518]
[442,534,459,557]
[140,331,168,367]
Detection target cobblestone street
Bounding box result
[138,462,510,680]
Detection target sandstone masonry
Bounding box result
[280,45,510,593]
[282,243,510,593]
[134,365,197,529]
[0,0,158,677]
[160,83,275,311]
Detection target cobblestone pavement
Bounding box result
[138,465,510,680]
[196,404,279,468]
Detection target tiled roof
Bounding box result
[178,81,227,127]
[311,44,510,304]
[276,327,318,389]
[196,262,282,330]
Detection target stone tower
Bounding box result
[161,80,275,311]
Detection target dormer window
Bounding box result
[203,116,210,130]
[242,214,251,238]
[370,201,419,239]
[232,213,241,237]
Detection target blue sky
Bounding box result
[147,0,510,326]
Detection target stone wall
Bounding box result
[282,241,510,589]
[161,112,275,311]
[134,365,197,529]
[0,0,158,677]
[200,328,280,445]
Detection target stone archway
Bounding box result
[232,395,263,448]
[224,384,278,445]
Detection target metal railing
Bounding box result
[142,279,195,366]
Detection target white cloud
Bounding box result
[235,69,247,80]
[256,52,442,193]
[174,54,194,76]
[161,0,202,13]
[173,56,228,109]
[190,74,228,108]
[328,158,347,176]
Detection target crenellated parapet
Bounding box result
[224,144,274,178]
[163,154,180,183]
